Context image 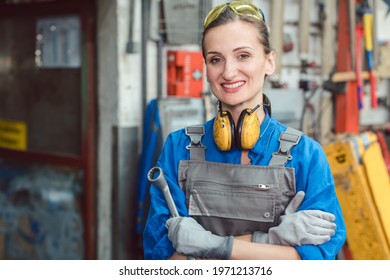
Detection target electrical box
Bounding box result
[167,50,204,98]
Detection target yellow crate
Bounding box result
[324,132,390,259]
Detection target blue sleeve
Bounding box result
[143,131,189,260]
[292,138,346,259]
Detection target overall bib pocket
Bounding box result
[188,181,276,223]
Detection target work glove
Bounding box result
[166,216,234,259]
[252,191,336,246]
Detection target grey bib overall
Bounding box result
[178,126,303,237]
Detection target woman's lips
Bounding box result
[221,81,245,91]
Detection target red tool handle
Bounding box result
[369,71,377,107]
[355,24,364,109]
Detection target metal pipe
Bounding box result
[299,0,312,62]
[141,0,150,119]
[270,0,285,83]
[126,0,138,53]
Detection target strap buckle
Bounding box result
[185,126,206,150]
[269,127,303,166]
[277,128,303,156]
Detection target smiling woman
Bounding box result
[203,20,274,119]
[143,0,346,260]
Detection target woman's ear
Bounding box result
[265,51,276,75]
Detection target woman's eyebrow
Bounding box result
[206,46,254,57]
[205,51,221,57]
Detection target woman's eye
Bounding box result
[209,57,222,64]
[238,53,250,60]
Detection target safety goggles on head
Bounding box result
[203,1,266,30]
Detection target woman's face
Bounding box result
[204,20,275,112]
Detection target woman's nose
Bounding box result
[222,60,237,80]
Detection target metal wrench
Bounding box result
[147,166,195,260]
[147,166,179,217]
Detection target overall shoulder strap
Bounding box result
[268,127,304,167]
[185,125,206,161]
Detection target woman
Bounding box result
[143,0,346,260]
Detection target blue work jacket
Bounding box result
[143,112,346,260]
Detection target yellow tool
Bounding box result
[324,132,390,259]
[357,0,378,107]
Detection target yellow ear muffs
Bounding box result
[236,109,260,150]
[213,111,235,151]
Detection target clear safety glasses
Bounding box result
[203,1,266,30]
